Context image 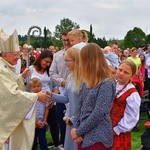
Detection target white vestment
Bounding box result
[0,57,37,150]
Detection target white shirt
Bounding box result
[72,42,86,50]
[49,49,70,94]
[14,58,21,74]
[29,66,52,92]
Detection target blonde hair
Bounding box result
[81,30,88,43]
[68,29,88,43]
[65,47,81,89]
[29,77,42,88]
[80,43,112,88]
[120,59,136,76]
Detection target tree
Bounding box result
[43,27,47,38]
[88,24,95,42]
[54,18,80,39]
[145,34,150,44]
[41,27,52,48]
[51,37,62,48]
[124,27,146,48]
[93,37,107,48]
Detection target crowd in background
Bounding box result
[1,28,150,150]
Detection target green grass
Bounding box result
[132,112,149,150]
[131,121,145,150]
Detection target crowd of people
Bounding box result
[0,28,150,150]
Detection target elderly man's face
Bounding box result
[3,52,20,65]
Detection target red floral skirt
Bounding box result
[108,132,131,150]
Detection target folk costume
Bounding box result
[109,83,141,150]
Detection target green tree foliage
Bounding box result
[118,40,125,50]
[54,18,80,39]
[124,27,146,49]
[41,27,52,48]
[88,24,95,42]
[145,34,150,44]
[87,24,107,48]
[18,35,28,46]
[30,38,41,48]
[51,37,62,48]
[92,37,107,48]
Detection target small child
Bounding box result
[104,45,120,69]
[30,77,49,150]
[67,29,88,49]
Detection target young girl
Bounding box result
[71,43,116,150]
[67,29,88,49]
[51,47,80,150]
[109,59,141,150]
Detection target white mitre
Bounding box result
[0,29,9,41]
[0,29,19,53]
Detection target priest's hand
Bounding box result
[37,91,50,103]
[21,68,30,78]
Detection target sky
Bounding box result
[0,0,150,40]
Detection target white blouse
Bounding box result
[114,83,141,135]
[29,65,51,92]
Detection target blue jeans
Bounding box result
[32,125,48,150]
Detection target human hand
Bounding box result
[36,122,44,128]
[40,121,46,127]
[71,128,83,143]
[65,117,70,125]
[65,117,72,126]
[36,121,41,127]
[21,68,30,78]
[73,136,83,143]
[37,91,50,103]
[49,101,54,109]
[61,80,67,87]
[71,128,78,140]
[47,92,54,108]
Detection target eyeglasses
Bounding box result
[43,58,51,64]
[64,59,74,62]
[62,39,69,42]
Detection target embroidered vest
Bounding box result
[110,88,137,127]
